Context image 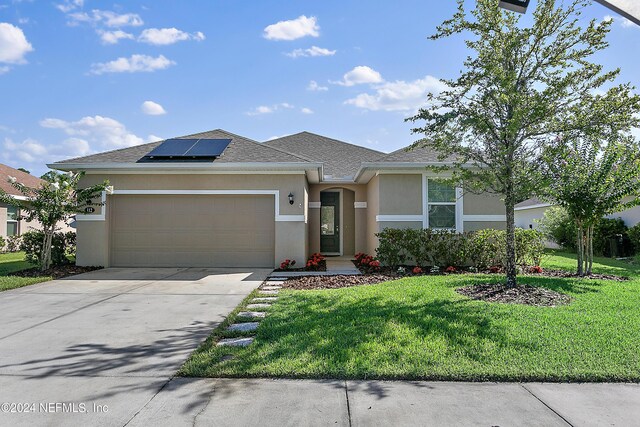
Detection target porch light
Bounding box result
[498,0,530,13]
[288,192,295,205]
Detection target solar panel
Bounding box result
[141,138,231,161]
[185,139,232,157]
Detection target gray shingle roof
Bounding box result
[375,145,455,163]
[515,197,550,209]
[53,129,311,165]
[264,132,383,178]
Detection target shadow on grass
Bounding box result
[544,250,640,278]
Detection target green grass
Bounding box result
[181,251,640,381]
[0,251,51,292]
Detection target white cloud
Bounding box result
[301,107,314,114]
[621,17,637,28]
[66,9,144,28]
[98,30,134,45]
[0,23,33,65]
[263,15,319,41]
[141,100,167,115]
[56,0,83,13]
[345,75,447,112]
[90,54,175,74]
[0,66,9,74]
[307,80,328,91]
[333,66,383,86]
[603,15,614,23]
[246,103,295,116]
[138,28,205,45]
[286,46,336,58]
[40,115,149,151]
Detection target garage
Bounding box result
[109,194,275,267]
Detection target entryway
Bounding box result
[319,188,356,256]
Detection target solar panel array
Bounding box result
[141,138,232,162]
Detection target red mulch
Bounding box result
[457,283,573,307]
[11,264,102,279]
[281,274,398,290]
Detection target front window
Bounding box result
[427,180,456,229]
[6,206,19,236]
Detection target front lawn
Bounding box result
[181,251,640,381]
[0,252,52,292]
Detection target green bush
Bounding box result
[6,235,21,253]
[375,228,545,269]
[19,231,76,267]
[0,236,5,252]
[629,223,640,254]
[538,206,576,250]
[594,218,630,257]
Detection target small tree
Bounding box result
[539,135,640,275]
[407,0,640,287]
[0,171,108,271]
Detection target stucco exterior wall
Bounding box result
[463,221,507,231]
[76,173,307,268]
[343,189,355,255]
[378,174,422,215]
[366,175,380,255]
[463,191,505,215]
[0,205,6,240]
[515,206,550,230]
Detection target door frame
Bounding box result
[320,189,343,256]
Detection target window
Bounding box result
[427,180,457,229]
[6,206,19,236]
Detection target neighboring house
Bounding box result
[0,164,47,240]
[49,129,506,268]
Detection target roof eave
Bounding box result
[354,161,457,182]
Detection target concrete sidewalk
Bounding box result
[129,378,639,426]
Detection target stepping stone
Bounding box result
[261,285,282,291]
[252,297,278,303]
[237,311,266,319]
[226,322,259,332]
[246,303,271,309]
[217,337,254,347]
[266,279,284,284]
[259,290,279,295]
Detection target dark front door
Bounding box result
[320,192,340,253]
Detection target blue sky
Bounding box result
[0,0,638,176]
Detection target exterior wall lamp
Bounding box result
[288,192,295,205]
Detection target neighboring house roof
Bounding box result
[514,197,553,211]
[53,129,312,165]
[264,131,383,179]
[0,164,44,198]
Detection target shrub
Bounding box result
[19,231,75,267]
[6,235,21,253]
[594,218,631,257]
[0,236,5,253]
[279,259,296,270]
[538,206,576,250]
[375,228,545,269]
[629,223,640,254]
[306,253,325,271]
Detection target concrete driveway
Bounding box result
[0,267,268,427]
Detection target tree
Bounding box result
[407,0,640,287]
[17,168,30,174]
[539,135,640,275]
[0,171,108,271]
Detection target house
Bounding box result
[0,164,46,240]
[49,129,506,268]
[515,197,640,231]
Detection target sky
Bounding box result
[0,0,638,177]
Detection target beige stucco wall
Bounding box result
[515,206,549,230]
[0,202,71,241]
[343,189,355,255]
[378,174,422,215]
[76,173,307,267]
[0,205,6,240]
[366,175,380,254]
[463,191,505,215]
[463,221,507,231]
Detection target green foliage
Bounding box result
[376,228,545,269]
[538,206,577,250]
[407,0,640,285]
[6,235,21,253]
[0,171,107,271]
[628,224,640,254]
[20,231,75,267]
[0,236,4,253]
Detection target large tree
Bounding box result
[540,134,640,275]
[0,171,108,271]
[408,0,640,287]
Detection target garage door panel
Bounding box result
[110,195,275,267]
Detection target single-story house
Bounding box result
[49,129,506,268]
[515,197,640,231]
[0,164,47,240]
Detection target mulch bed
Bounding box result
[524,269,629,282]
[11,264,102,280]
[457,283,573,307]
[281,274,397,290]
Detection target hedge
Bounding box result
[375,228,545,269]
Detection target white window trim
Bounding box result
[75,190,305,222]
[6,205,19,236]
[423,174,463,232]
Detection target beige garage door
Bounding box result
[110,194,275,267]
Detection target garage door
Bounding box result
[110,194,275,267]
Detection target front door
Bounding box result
[320,192,340,254]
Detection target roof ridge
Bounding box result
[53,139,163,164]
[267,131,385,155]
[214,129,315,163]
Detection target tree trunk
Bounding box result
[504,187,517,288]
[587,224,594,275]
[576,222,584,276]
[40,228,54,272]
